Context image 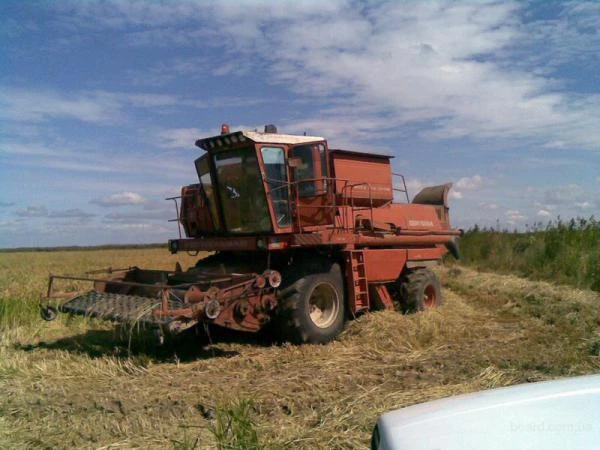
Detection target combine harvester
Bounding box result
[41,124,462,344]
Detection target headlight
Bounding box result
[204,299,221,319]
[257,237,267,249]
[264,270,282,288]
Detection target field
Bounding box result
[1,247,600,449]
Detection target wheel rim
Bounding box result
[308,282,339,329]
[423,284,437,308]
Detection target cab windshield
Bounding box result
[213,147,271,233]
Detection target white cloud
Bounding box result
[0,141,73,157]
[0,219,24,232]
[543,184,585,205]
[575,201,592,210]
[537,209,551,217]
[103,222,157,231]
[15,206,49,217]
[127,57,209,85]
[404,178,426,195]
[506,209,526,223]
[90,192,146,207]
[155,128,203,150]
[480,202,498,210]
[48,209,95,219]
[125,93,180,108]
[456,175,484,190]
[0,89,205,125]
[13,206,94,219]
[41,1,600,150]
[104,210,171,222]
[199,1,600,150]
[0,89,123,124]
[449,190,462,200]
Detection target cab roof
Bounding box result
[196,130,324,151]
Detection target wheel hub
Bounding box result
[423,284,437,308]
[308,282,339,329]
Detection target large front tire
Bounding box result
[277,264,345,344]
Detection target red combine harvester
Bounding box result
[41,124,462,344]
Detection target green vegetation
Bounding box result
[209,399,264,450]
[459,216,600,291]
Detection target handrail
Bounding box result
[345,182,374,231]
[392,172,410,203]
[166,194,183,239]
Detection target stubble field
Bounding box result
[1,248,599,449]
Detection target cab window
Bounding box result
[260,146,291,227]
[291,143,327,197]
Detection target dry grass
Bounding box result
[1,250,600,449]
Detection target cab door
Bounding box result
[289,142,334,229]
[259,146,292,233]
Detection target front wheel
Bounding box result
[276,264,345,344]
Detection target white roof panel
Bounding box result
[242,131,324,145]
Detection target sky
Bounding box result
[1,0,599,248]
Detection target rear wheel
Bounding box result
[400,268,442,312]
[276,264,345,344]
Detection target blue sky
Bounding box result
[1,0,599,248]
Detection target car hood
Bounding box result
[376,374,600,450]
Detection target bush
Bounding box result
[460,216,600,292]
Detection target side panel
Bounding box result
[407,247,446,262]
[332,153,393,207]
[336,203,446,232]
[363,249,408,282]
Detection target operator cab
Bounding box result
[185,124,330,236]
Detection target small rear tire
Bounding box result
[276,264,345,344]
[400,268,442,312]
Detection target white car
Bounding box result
[372,374,600,450]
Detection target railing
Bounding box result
[166,194,183,238]
[266,174,412,234]
[267,176,346,232]
[393,173,410,203]
[344,181,374,231]
[167,190,203,255]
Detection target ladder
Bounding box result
[346,250,369,314]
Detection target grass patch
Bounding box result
[0,296,40,331]
[209,399,264,450]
